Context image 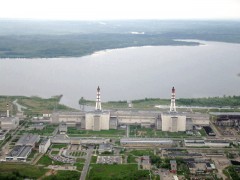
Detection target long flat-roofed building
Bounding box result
[16,134,40,147]
[6,134,40,162]
[184,139,230,147]
[120,138,173,147]
[6,145,32,162]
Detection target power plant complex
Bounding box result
[49,86,209,132]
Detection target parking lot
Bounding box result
[97,156,122,164]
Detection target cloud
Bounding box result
[0,0,239,20]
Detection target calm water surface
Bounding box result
[0,40,240,108]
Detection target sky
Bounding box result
[0,0,240,20]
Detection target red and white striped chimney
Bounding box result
[170,87,177,112]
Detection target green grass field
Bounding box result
[51,150,60,155]
[87,164,150,180]
[38,155,65,166]
[129,150,154,156]
[0,163,47,179]
[51,144,68,149]
[42,170,80,180]
[74,162,85,171]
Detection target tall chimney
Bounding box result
[7,103,10,117]
[170,87,177,112]
[95,86,102,111]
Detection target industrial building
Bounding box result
[0,129,8,140]
[46,87,209,132]
[6,134,40,162]
[16,134,40,147]
[184,139,230,147]
[120,138,173,147]
[211,112,240,127]
[6,145,32,162]
[161,87,186,132]
[39,138,51,153]
[0,104,19,130]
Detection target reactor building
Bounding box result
[161,87,186,132]
[85,86,110,131]
[0,103,19,130]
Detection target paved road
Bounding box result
[13,99,27,112]
[80,148,93,180]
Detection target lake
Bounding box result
[0,40,240,109]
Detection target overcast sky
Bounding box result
[0,0,240,20]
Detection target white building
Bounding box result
[85,112,110,131]
[39,138,51,153]
[0,117,19,130]
[161,113,186,132]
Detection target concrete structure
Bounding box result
[120,138,173,147]
[39,138,51,153]
[161,113,186,132]
[85,112,110,131]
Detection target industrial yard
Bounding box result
[1,88,240,180]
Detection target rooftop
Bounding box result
[16,134,39,146]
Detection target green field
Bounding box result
[51,150,60,155]
[0,163,47,179]
[129,150,154,157]
[20,124,58,136]
[74,162,85,171]
[38,155,65,166]
[87,164,150,180]
[42,170,80,180]
[0,95,73,116]
[51,144,68,149]
[91,156,97,163]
